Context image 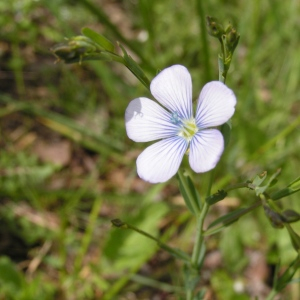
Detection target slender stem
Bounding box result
[74,197,102,274]
[196,0,212,82]
[79,0,156,73]
[191,202,209,267]
[111,219,190,262]
[186,290,193,300]
[224,182,254,192]
[265,288,277,300]
[204,200,261,236]
[12,42,26,96]
[252,114,300,160]
[191,169,215,267]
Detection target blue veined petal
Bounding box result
[150,65,193,120]
[195,81,236,128]
[137,136,188,183]
[125,97,179,142]
[189,129,224,173]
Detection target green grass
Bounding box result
[0,0,300,299]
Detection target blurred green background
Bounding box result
[0,0,300,299]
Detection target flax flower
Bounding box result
[125,65,236,183]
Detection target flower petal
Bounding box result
[150,65,193,119]
[189,129,224,173]
[195,81,236,128]
[137,136,188,183]
[125,97,179,142]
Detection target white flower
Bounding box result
[125,65,236,183]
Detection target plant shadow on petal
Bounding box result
[125,98,143,122]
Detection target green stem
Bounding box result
[252,114,300,160]
[186,290,193,300]
[224,182,254,192]
[11,42,25,96]
[74,197,102,274]
[111,219,190,262]
[204,200,261,236]
[187,171,215,300]
[191,202,209,268]
[196,0,212,82]
[79,0,156,73]
[265,288,277,300]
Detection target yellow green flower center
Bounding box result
[178,118,198,142]
[170,112,198,142]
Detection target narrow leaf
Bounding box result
[82,27,115,52]
[207,208,246,229]
[119,44,150,89]
[276,254,300,291]
[207,202,260,231]
[270,176,300,200]
[177,172,201,215]
[220,121,231,148]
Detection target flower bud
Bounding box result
[281,209,300,223]
[225,26,240,53]
[206,16,224,38]
[206,190,227,205]
[51,36,100,63]
[263,204,284,228]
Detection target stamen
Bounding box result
[170,111,199,142]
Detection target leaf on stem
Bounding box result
[82,27,115,52]
[205,202,260,236]
[252,169,281,196]
[177,172,201,215]
[270,176,300,200]
[118,44,150,89]
[220,121,232,148]
[275,254,300,291]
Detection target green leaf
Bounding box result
[206,202,261,235]
[82,27,115,52]
[0,256,23,289]
[286,225,300,252]
[220,121,231,148]
[207,208,245,230]
[103,202,168,271]
[275,254,300,291]
[262,204,284,228]
[271,176,300,200]
[119,44,150,89]
[159,244,190,262]
[195,289,207,300]
[184,264,200,293]
[254,169,281,196]
[206,190,227,205]
[281,209,300,223]
[252,171,267,188]
[177,171,201,215]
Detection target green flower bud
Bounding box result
[51,36,100,63]
[225,26,240,53]
[206,190,227,205]
[281,209,300,223]
[263,204,284,228]
[206,16,224,38]
[111,219,128,228]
